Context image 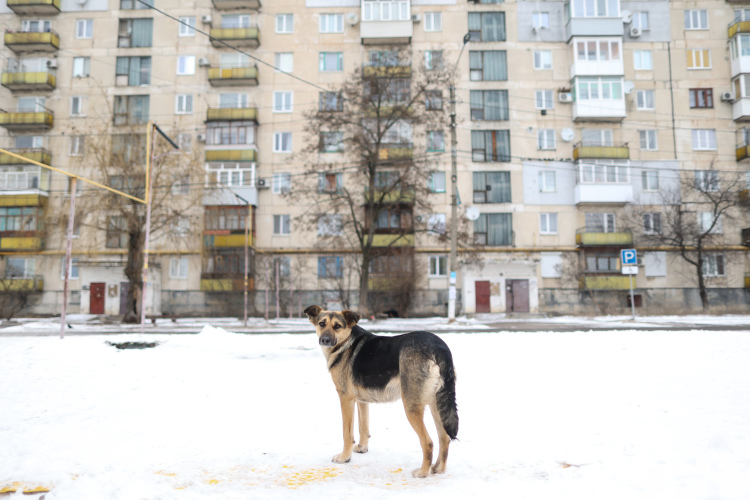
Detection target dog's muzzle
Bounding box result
[319,334,335,346]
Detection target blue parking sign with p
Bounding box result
[621,249,637,265]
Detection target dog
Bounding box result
[303,305,458,478]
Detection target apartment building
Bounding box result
[0,0,748,317]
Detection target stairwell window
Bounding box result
[533,50,552,70]
[276,14,293,34]
[319,13,343,33]
[470,90,508,120]
[424,12,442,32]
[469,51,508,81]
[76,19,93,39]
[471,130,511,162]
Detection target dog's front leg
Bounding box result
[333,395,355,463]
[355,402,369,453]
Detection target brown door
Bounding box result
[90,282,105,314]
[506,279,529,313]
[475,281,491,313]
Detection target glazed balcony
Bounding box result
[4,31,60,54]
[204,149,256,162]
[580,275,630,290]
[573,141,629,161]
[208,66,258,87]
[1,276,44,291]
[737,128,750,160]
[576,228,633,247]
[206,107,257,122]
[209,27,259,49]
[0,110,54,131]
[729,17,750,39]
[378,142,413,161]
[211,0,260,9]
[363,65,412,78]
[743,228,750,247]
[1,71,56,92]
[745,273,750,289]
[361,0,412,44]
[0,148,51,166]
[6,0,60,15]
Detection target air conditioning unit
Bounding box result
[629,26,641,38]
[558,92,573,103]
[257,178,270,189]
[196,133,206,142]
[411,14,421,23]
[198,57,210,67]
[721,91,735,102]
[46,59,57,69]
[201,15,212,24]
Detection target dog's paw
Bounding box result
[354,444,368,454]
[431,463,446,475]
[332,453,351,464]
[411,468,431,479]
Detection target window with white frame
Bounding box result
[177,55,195,75]
[273,172,291,194]
[533,50,552,70]
[72,57,90,77]
[702,254,725,277]
[579,163,629,183]
[634,50,653,70]
[639,130,657,150]
[179,16,196,36]
[219,93,249,109]
[535,90,554,110]
[6,258,35,278]
[273,214,291,235]
[76,19,93,39]
[632,11,649,30]
[424,12,442,31]
[569,0,619,17]
[684,9,708,30]
[532,11,549,29]
[427,131,445,152]
[429,172,446,193]
[428,255,447,277]
[575,77,623,101]
[642,170,659,191]
[699,212,722,233]
[273,91,293,113]
[539,170,556,192]
[428,214,447,235]
[319,52,343,72]
[636,89,654,110]
[71,96,86,116]
[221,14,251,28]
[537,129,556,150]
[275,53,293,73]
[273,132,292,153]
[317,214,343,236]
[695,170,719,191]
[575,39,621,62]
[21,20,51,33]
[691,129,716,150]
[686,49,711,69]
[362,0,410,21]
[220,53,249,69]
[69,136,84,156]
[540,213,558,235]
[319,13,343,33]
[206,163,254,187]
[643,212,661,234]
[60,257,79,280]
[175,94,193,114]
[169,257,189,279]
[585,212,616,233]
[582,129,613,146]
[276,14,293,33]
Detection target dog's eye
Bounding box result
[333,324,341,330]
[319,321,326,327]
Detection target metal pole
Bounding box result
[275,259,280,320]
[60,177,77,339]
[448,82,458,322]
[244,203,249,327]
[140,122,156,334]
[629,274,636,320]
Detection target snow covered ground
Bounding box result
[2,326,749,499]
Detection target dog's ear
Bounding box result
[342,310,360,328]
[303,305,323,324]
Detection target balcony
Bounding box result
[6,0,60,15]
[365,189,415,204]
[205,149,256,162]
[4,31,60,54]
[741,189,750,205]
[361,0,413,44]
[203,232,252,248]
[573,142,629,161]
[576,228,633,247]
[200,278,252,292]
[580,275,630,290]
[378,143,413,161]
[746,273,750,289]
[737,129,750,160]
[0,148,51,166]
[0,235,44,251]
[211,0,260,9]
[0,110,53,131]
[0,194,48,207]
[729,17,750,39]
[0,276,44,291]
[209,27,259,49]
[566,18,622,41]
[206,107,257,122]
[363,65,412,78]
[569,38,624,77]
[1,71,56,92]
[733,97,750,121]
[572,99,626,122]
[366,234,415,247]
[208,66,258,87]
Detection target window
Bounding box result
[470,90,509,120]
[634,50,653,70]
[318,172,343,193]
[533,50,552,70]
[275,53,293,73]
[579,163,628,183]
[689,88,713,108]
[429,256,447,277]
[642,170,659,191]
[273,214,291,235]
[273,132,292,153]
[429,172,446,193]
[539,171,556,192]
[319,92,343,112]
[273,91,293,113]
[427,131,445,152]
[204,206,248,231]
[540,213,557,235]
[585,254,619,273]
[318,256,343,279]
[731,35,750,60]
[585,212,616,232]
[362,0,410,20]
[473,172,511,203]
[69,136,84,156]
[425,50,443,70]
[111,134,146,164]
[575,39,621,62]
[428,214,446,234]
[120,0,152,9]
[643,213,661,234]
[319,52,343,72]
[273,257,290,278]
[699,212,722,234]
[276,14,293,33]
[177,55,195,75]
[222,14,251,28]
[76,19,93,39]
[424,12,442,32]
[273,172,291,194]
[72,57,90,77]
[474,213,512,246]
[468,12,505,41]
[319,13,343,33]
[374,207,410,229]
[6,258,35,279]
[426,91,443,110]
[691,130,716,151]
[21,20,51,33]
[206,121,255,146]
[684,10,708,30]
[171,174,190,194]
[532,11,550,29]
[535,90,554,110]
[60,257,79,280]
[702,254,725,277]
[320,132,344,152]
[71,96,86,116]
[113,95,149,126]
[218,93,249,109]
[318,215,343,236]
[15,136,43,149]
[471,130,511,162]
[686,49,711,69]
[575,77,623,101]
[170,257,189,279]
[736,8,750,22]
[0,207,41,232]
[537,129,556,150]
[632,11,649,31]
[106,216,128,248]
[118,19,153,48]
[469,51,508,81]
[0,166,43,191]
[636,90,654,110]
[582,129,613,146]
[175,94,193,114]
[220,53,249,69]
[115,56,151,86]
[368,50,400,67]
[570,0,619,17]
[639,130,657,150]
[370,253,412,275]
[179,16,196,36]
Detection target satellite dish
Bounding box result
[623,81,635,94]
[465,206,480,221]
[621,10,632,24]
[561,128,575,142]
[346,12,359,26]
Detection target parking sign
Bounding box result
[621,249,637,266]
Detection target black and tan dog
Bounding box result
[303,305,458,478]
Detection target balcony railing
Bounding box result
[208,66,258,86]
[363,65,412,78]
[206,107,257,122]
[0,275,44,291]
[203,233,252,248]
[365,234,415,247]
[580,275,630,290]
[0,235,44,251]
[0,110,54,131]
[365,188,415,204]
[205,149,257,162]
[1,71,56,92]
[6,0,60,15]
[4,30,60,53]
[573,142,629,160]
[378,142,413,161]
[575,228,633,246]
[211,0,260,9]
[0,148,51,166]
[729,17,750,38]
[209,27,259,48]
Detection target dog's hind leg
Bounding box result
[403,403,433,478]
[355,402,370,453]
[428,400,450,474]
[333,396,356,464]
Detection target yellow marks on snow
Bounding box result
[390,468,402,474]
[283,467,341,489]
[0,482,52,494]
[154,470,177,477]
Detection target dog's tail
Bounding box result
[435,349,459,440]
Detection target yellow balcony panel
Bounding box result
[1,277,43,291]
[209,28,260,48]
[0,237,44,251]
[366,189,415,204]
[212,0,261,10]
[206,107,257,122]
[741,189,750,205]
[7,0,60,15]
[378,144,413,161]
[205,149,256,163]
[745,275,750,288]
[1,72,56,92]
[0,194,48,207]
[367,234,415,247]
[363,66,412,78]
[576,232,633,246]
[581,275,631,290]
[4,31,60,53]
[573,144,629,161]
[0,111,53,131]
[737,145,750,161]
[208,66,258,87]
[729,20,750,38]
[200,278,233,291]
[203,233,252,248]
[0,149,51,166]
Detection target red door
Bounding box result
[90,282,105,314]
[475,281,491,313]
[506,279,530,313]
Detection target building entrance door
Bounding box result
[90,282,105,314]
[506,279,529,313]
[475,280,490,313]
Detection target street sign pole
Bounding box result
[621,249,638,321]
[629,274,635,321]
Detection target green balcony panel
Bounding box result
[573,144,629,160]
[0,149,51,166]
[1,71,56,92]
[205,149,256,162]
[210,28,260,48]
[206,107,257,122]
[7,0,60,15]
[4,31,60,53]
[0,112,54,131]
[581,275,631,290]
[367,234,415,247]
[576,232,633,246]
[208,66,258,86]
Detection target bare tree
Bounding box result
[0,272,38,320]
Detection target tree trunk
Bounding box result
[696,252,709,311]
[122,229,144,323]
[358,259,370,317]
